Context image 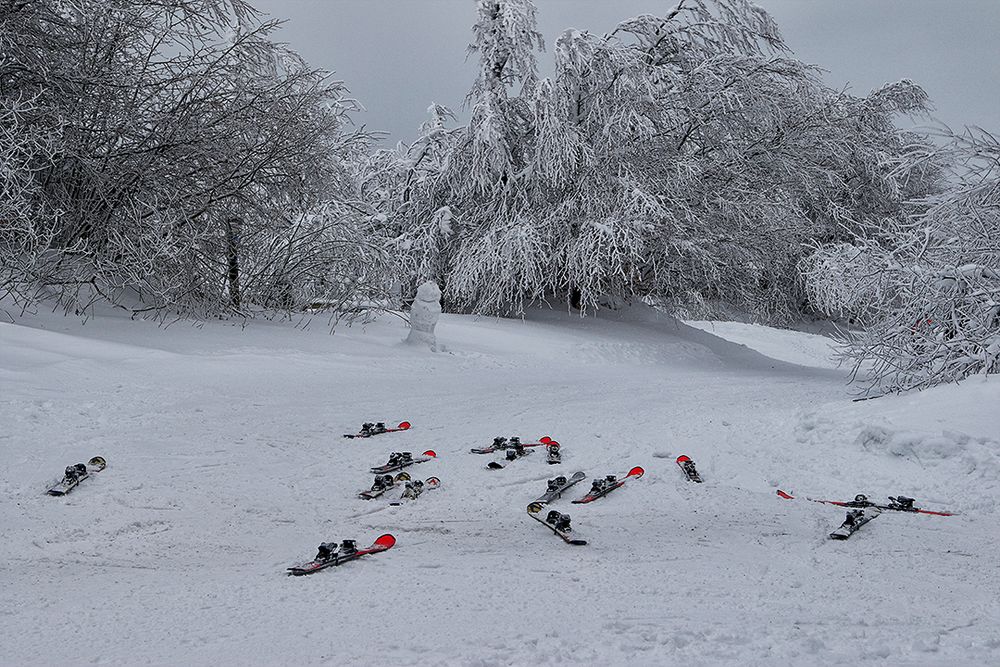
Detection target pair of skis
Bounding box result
[526,467,645,545]
[343,421,411,439]
[287,534,396,576]
[47,456,107,496]
[775,490,955,516]
[776,489,954,540]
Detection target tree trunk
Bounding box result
[224,217,242,309]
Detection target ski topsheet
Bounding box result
[533,471,586,505]
[776,490,955,516]
[370,450,436,474]
[829,508,881,540]
[572,466,644,504]
[527,504,587,545]
[47,457,107,496]
[344,421,411,439]
[287,534,396,575]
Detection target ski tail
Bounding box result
[776,489,795,499]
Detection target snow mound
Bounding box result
[684,320,842,369]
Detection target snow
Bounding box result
[684,319,843,369]
[2,305,999,665]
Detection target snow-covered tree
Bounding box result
[0,0,386,318]
[804,127,999,393]
[387,0,935,318]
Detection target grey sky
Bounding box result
[252,0,1000,143]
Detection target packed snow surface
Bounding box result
[2,306,998,666]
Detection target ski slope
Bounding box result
[1,305,998,666]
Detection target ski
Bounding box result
[389,477,441,506]
[344,421,411,439]
[287,534,396,576]
[358,471,411,500]
[776,490,955,516]
[370,450,436,474]
[572,466,644,504]
[532,471,586,505]
[47,456,107,496]
[527,503,587,545]
[471,435,551,454]
[546,441,562,465]
[829,507,881,540]
[675,455,703,483]
[487,442,533,469]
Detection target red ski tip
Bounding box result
[398,421,411,430]
[374,534,396,549]
[539,436,552,444]
[776,489,795,499]
[422,449,437,458]
[627,466,645,478]
[676,455,691,463]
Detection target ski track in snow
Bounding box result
[1,306,998,666]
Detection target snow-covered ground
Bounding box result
[2,305,998,666]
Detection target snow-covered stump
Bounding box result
[406,281,442,351]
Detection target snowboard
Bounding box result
[389,476,441,506]
[829,507,881,540]
[47,456,107,496]
[527,503,587,545]
[471,436,552,454]
[358,471,411,500]
[344,421,411,439]
[487,446,533,469]
[287,534,396,575]
[572,466,644,504]
[370,450,436,474]
[532,471,586,505]
[675,455,703,483]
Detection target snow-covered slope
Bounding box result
[1,306,997,666]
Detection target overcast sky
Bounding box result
[251,0,1000,144]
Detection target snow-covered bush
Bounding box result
[804,128,1000,392]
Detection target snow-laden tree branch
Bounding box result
[804,127,999,393]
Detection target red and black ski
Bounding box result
[572,466,644,504]
[344,421,411,439]
[287,534,396,576]
[776,489,955,516]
